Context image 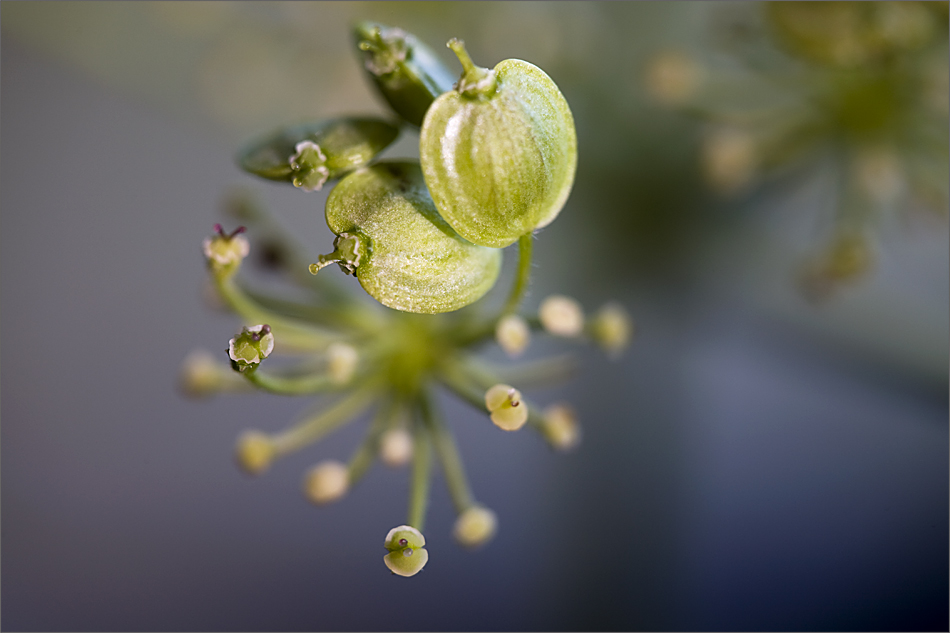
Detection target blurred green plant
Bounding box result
[645,1,949,300]
[181,21,632,577]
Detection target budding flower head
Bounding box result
[202,224,249,271]
[327,342,359,385]
[453,505,498,548]
[495,314,531,358]
[542,404,581,452]
[383,525,428,577]
[485,384,528,431]
[379,428,413,467]
[303,460,350,505]
[539,295,584,337]
[236,431,276,475]
[228,324,274,372]
[591,303,633,359]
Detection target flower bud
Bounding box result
[453,505,497,548]
[484,384,528,431]
[495,314,531,358]
[702,129,756,194]
[419,39,577,248]
[379,428,413,467]
[542,404,581,452]
[314,161,502,314]
[303,461,350,505]
[539,295,584,337]
[238,117,401,191]
[327,342,359,385]
[590,303,633,359]
[383,525,428,577]
[354,22,455,127]
[228,324,274,372]
[203,224,249,274]
[179,350,225,398]
[645,51,701,105]
[236,431,276,475]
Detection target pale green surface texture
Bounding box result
[420,59,577,248]
[325,161,502,314]
[238,117,400,183]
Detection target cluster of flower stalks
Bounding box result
[181,21,631,577]
[646,1,949,301]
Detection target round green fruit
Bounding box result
[420,40,577,248]
[312,161,502,314]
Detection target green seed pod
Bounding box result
[354,21,456,127]
[312,161,502,314]
[237,117,400,191]
[419,39,577,248]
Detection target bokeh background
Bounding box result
[2,2,947,631]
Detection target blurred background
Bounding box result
[2,2,947,631]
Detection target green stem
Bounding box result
[271,385,378,455]
[407,413,432,530]
[420,390,475,514]
[438,363,488,414]
[348,397,398,485]
[240,285,381,333]
[243,368,341,396]
[214,276,333,351]
[503,234,533,316]
[468,354,577,387]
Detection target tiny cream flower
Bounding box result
[179,349,223,398]
[539,295,584,337]
[202,224,250,268]
[702,128,756,194]
[542,403,581,451]
[591,303,634,359]
[327,342,359,385]
[379,428,413,467]
[303,460,350,505]
[485,384,528,431]
[645,50,702,105]
[453,505,498,548]
[495,314,531,357]
[852,147,904,205]
[236,431,276,475]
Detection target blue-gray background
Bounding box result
[2,3,947,631]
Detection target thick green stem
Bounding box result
[271,385,377,455]
[407,414,432,530]
[420,390,475,514]
[503,234,533,316]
